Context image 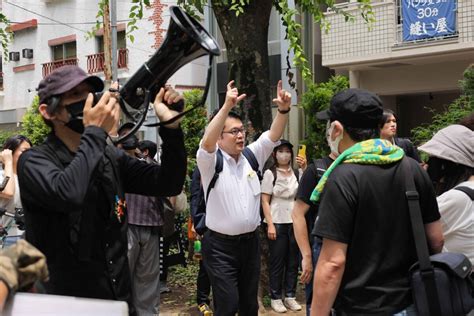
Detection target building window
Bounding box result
[52,41,77,61]
[97,31,126,52]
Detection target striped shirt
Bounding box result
[126,193,163,226]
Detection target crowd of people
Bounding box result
[0,64,472,316]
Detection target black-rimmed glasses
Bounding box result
[222,128,246,136]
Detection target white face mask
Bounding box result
[276,151,291,165]
[326,121,343,157]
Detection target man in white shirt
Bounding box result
[196,80,291,315]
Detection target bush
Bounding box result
[181,89,208,185]
[21,96,50,145]
[0,129,16,148]
[411,64,474,149]
[300,75,349,160]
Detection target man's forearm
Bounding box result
[292,212,311,258]
[201,104,232,152]
[268,111,289,142]
[311,239,347,316]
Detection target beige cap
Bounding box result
[418,124,474,168]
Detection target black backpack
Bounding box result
[191,148,261,235]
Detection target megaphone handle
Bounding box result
[146,55,214,128]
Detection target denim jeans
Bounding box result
[305,237,322,315]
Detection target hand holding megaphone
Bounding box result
[153,86,184,129]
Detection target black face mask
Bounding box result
[64,100,86,134]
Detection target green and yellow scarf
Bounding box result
[309,139,405,203]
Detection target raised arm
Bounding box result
[268,80,291,142]
[201,81,246,153]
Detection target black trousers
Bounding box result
[267,223,299,299]
[202,229,260,316]
[197,256,211,305]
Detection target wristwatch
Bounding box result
[0,176,10,191]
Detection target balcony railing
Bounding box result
[42,58,78,78]
[86,48,128,74]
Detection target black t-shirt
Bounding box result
[296,156,333,236]
[312,157,440,314]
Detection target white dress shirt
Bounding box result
[196,131,278,235]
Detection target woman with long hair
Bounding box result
[0,135,32,246]
[261,139,306,313]
[379,109,421,162]
[419,125,474,264]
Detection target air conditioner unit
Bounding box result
[9,52,20,61]
[22,48,33,59]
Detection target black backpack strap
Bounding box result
[401,157,442,316]
[205,149,223,202]
[313,158,329,178]
[243,147,262,181]
[454,186,474,200]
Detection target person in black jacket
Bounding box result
[17,66,186,315]
[379,109,421,162]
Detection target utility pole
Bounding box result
[110,0,118,82]
[102,0,112,82]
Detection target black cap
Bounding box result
[275,139,293,150]
[38,65,104,104]
[316,88,383,128]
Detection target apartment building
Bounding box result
[0,0,207,142]
[320,0,473,136]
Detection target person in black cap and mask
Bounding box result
[308,88,444,316]
[17,65,186,314]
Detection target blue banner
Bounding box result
[402,0,456,41]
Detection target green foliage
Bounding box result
[21,96,51,145]
[300,75,349,160]
[0,129,16,148]
[0,12,13,61]
[181,89,208,176]
[87,0,151,43]
[411,65,474,151]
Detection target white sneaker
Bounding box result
[284,297,302,311]
[271,299,287,313]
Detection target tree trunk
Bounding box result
[212,0,274,133]
[102,1,112,81]
[212,2,273,313]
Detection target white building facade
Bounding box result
[320,0,474,136]
[0,0,207,142]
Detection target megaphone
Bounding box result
[111,6,220,142]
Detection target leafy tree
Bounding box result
[173,0,373,133]
[411,64,474,150]
[21,96,51,146]
[300,75,349,160]
[86,0,372,133]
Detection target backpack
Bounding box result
[191,147,261,235]
[454,186,474,200]
[305,158,330,235]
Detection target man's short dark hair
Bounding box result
[210,109,242,122]
[138,140,157,159]
[344,126,380,143]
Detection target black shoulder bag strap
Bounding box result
[242,147,262,181]
[454,186,474,200]
[401,157,442,316]
[205,149,223,202]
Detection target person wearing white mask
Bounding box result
[261,139,306,313]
